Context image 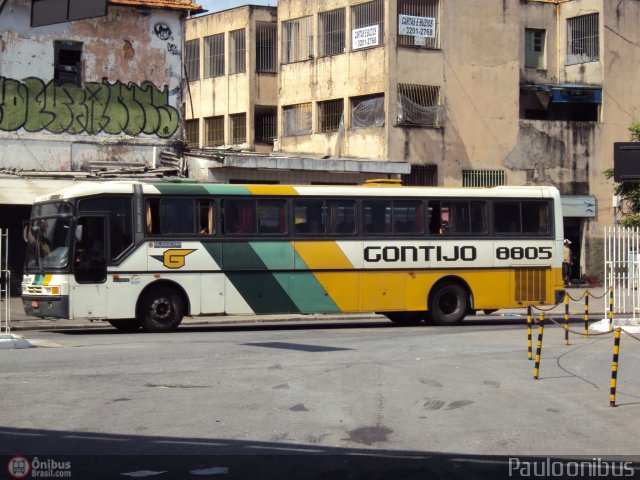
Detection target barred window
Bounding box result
[255,105,277,144]
[231,113,247,144]
[351,0,383,50]
[525,29,545,69]
[462,170,505,187]
[282,16,314,63]
[397,0,440,49]
[397,83,443,127]
[318,99,344,133]
[256,23,277,73]
[282,103,312,137]
[204,33,224,78]
[318,8,345,57]
[230,29,246,74]
[205,116,224,147]
[185,119,199,148]
[567,13,599,65]
[350,94,384,129]
[402,164,437,186]
[184,39,200,81]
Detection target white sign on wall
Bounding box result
[398,15,436,38]
[352,25,380,49]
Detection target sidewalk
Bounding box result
[1,286,611,332]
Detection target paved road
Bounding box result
[1,287,612,333]
[1,314,639,479]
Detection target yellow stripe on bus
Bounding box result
[246,185,299,196]
[43,274,53,286]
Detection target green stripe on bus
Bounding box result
[249,242,296,270]
[202,185,251,195]
[226,272,299,314]
[34,274,44,285]
[282,272,341,313]
[152,184,210,195]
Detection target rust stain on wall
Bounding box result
[123,39,135,60]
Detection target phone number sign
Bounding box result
[399,15,436,38]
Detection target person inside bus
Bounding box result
[563,239,573,285]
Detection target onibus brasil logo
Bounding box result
[7,456,71,478]
[151,249,195,269]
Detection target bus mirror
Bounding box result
[22,222,29,242]
[75,225,83,242]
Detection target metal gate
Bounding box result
[604,226,640,316]
[1,228,10,335]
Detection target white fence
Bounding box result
[604,226,640,316]
[1,228,10,335]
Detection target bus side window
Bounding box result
[146,199,161,235]
[258,200,286,234]
[363,200,391,234]
[198,200,214,235]
[428,201,442,234]
[327,200,355,234]
[471,201,488,234]
[494,201,521,234]
[294,200,325,234]
[223,199,256,235]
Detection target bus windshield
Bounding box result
[24,217,72,271]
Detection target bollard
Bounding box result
[609,287,614,332]
[527,305,533,360]
[533,312,544,380]
[610,328,621,407]
[564,293,570,346]
[583,290,589,339]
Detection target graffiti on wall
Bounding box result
[0,77,180,138]
[153,22,180,57]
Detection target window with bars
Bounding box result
[462,170,505,187]
[255,105,277,144]
[282,103,312,137]
[204,33,224,78]
[205,116,225,147]
[397,84,443,127]
[350,94,384,129]
[185,119,199,148]
[231,113,247,144]
[397,0,440,49]
[256,23,277,73]
[54,41,83,86]
[401,165,437,186]
[282,16,314,63]
[318,8,345,57]
[567,13,599,65]
[351,0,383,50]
[230,29,246,74]
[184,39,200,81]
[525,29,545,69]
[318,99,344,133]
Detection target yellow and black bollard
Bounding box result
[527,305,533,360]
[564,293,570,346]
[583,290,590,339]
[533,312,544,380]
[610,328,621,407]
[609,287,614,332]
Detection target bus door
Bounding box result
[71,215,108,319]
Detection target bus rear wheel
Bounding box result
[108,319,141,332]
[384,312,424,326]
[139,286,184,332]
[429,282,468,326]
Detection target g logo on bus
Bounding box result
[151,249,195,269]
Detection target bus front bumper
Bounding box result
[22,295,69,319]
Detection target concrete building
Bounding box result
[185,0,640,280]
[0,0,202,290]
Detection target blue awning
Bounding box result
[551,89,601,104]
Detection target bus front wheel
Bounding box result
[429,282,468,326]
[139,286,184,332]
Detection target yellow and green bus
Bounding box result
[21,180,565,332]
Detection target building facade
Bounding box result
[186,0,640,280]
[0,0,201,290]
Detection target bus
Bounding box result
[21,180,565,332]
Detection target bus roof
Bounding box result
[33,180,560,202]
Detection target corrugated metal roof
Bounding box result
[110,0,204,12]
